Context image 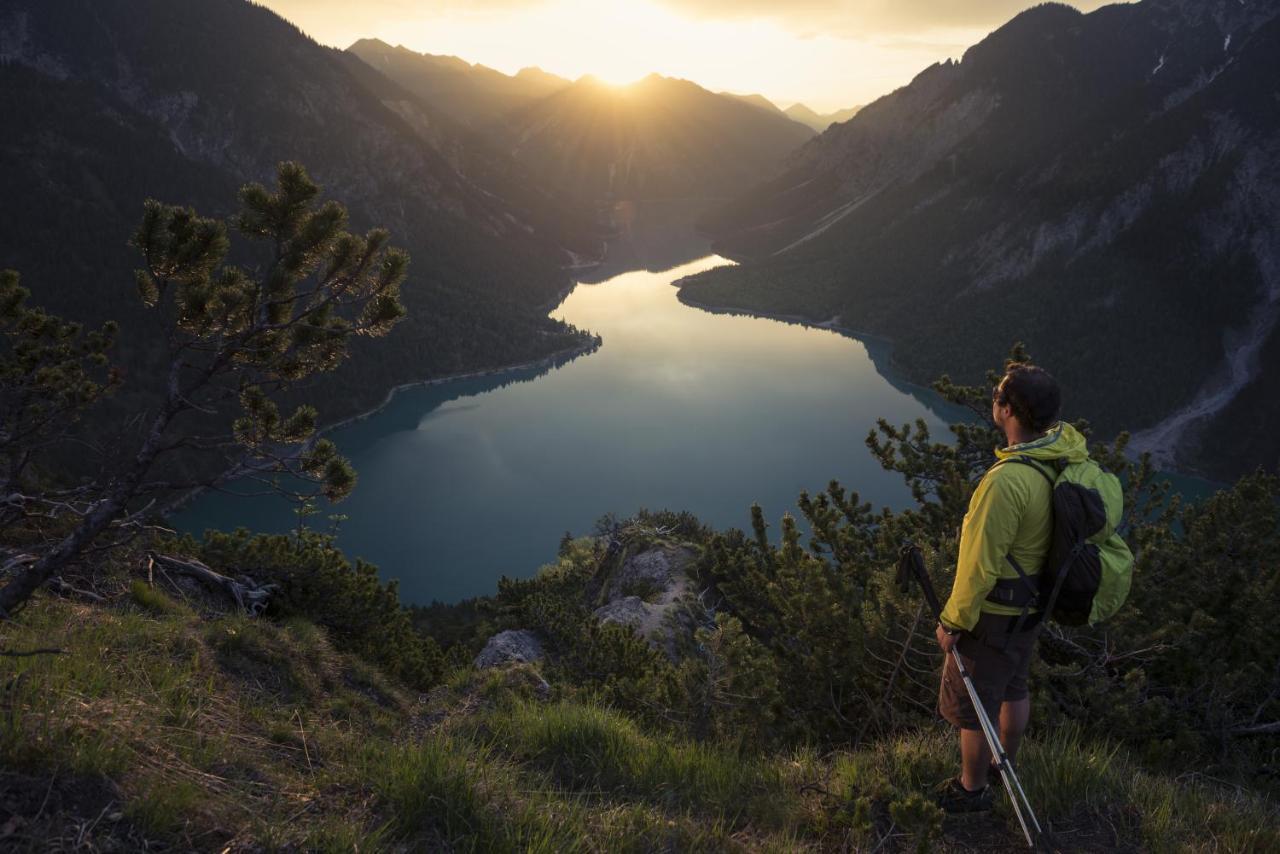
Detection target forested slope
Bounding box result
[684,0,1280,481]
[0,0,594,434]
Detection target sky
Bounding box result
[258,0,1112,112]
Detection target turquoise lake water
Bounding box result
[172,253,983,603]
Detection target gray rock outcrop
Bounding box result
[592,596,648,629]
[473,629,544,669]
[605,545,695,601]
[594,545,701,659]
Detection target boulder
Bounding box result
[593,546,703,660]
[592,596,648,629]
[606,545,696,601]
[474,629,544,669]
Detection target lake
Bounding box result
[174,252,973,604]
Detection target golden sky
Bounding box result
[258,0,1110,112]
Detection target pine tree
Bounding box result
[0,270,118,503]
[0,162,408,614]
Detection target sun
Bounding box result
[590,71,647,88]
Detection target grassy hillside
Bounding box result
[2,592,1275,852]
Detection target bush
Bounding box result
[189,528,444,689]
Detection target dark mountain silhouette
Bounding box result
[501,73,815,205]
[345,46,816,207]
[784,103,862,131]
[332,49,602,261]
[684,0,1280,480]
[347,38,570,128]
[0,0,595,431]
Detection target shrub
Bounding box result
[190,528,444,689]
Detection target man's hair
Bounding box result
[999,363,1061,433]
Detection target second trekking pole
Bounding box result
[897,543,1043,849]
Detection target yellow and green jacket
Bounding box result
[939,422,1090,631]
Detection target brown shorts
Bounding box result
[938,612,1043,731]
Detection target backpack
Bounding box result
[984,455,1134,627]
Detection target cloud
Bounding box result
[652,0,1110,35]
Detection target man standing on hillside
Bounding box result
[933,363,1085,812]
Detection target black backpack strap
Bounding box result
[985,557,1038,608]
[993,455,1057,488]
[986,553,1040,648]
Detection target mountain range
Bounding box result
[783,103,863,132]
[347,40,816,206]
[683,0,1280,480]
[347,39,570,129]
[718,92,861,132]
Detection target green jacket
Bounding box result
[939,422,1090,631]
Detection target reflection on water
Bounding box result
[175,253,969,604]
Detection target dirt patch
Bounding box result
[0,770,157,853]
[938,800,1144,853]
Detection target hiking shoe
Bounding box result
[936,777,994,813]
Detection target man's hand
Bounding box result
[936,622,960,654]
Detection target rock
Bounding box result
[592,596,648,629]
[474,629,544,669]
[593,546,703,660]
[607,545,696,601]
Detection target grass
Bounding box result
[481,702,782,809]
[129,579,191,617]
[2,596,1276,851]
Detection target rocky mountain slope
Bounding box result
[685,0,1280,479]
[0,0,595,431]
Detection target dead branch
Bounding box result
[48,577,105,603]
[150,553,277,616]
[1,551,37,576]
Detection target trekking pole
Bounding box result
[897,544,1043,849]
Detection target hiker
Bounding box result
[933,363,1084,812]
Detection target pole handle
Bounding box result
[898,543,943,619]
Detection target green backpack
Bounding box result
[987,455,1134,626]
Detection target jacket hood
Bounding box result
[994,421,1089,463]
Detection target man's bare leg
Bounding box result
[960,728,992,791]
[960,697,1030,790]
[1000,697,1031,763]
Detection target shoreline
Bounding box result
[163,332,602,517]
[672,288,897,351]
[321,334,602,434]
[671,287,1223,487]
